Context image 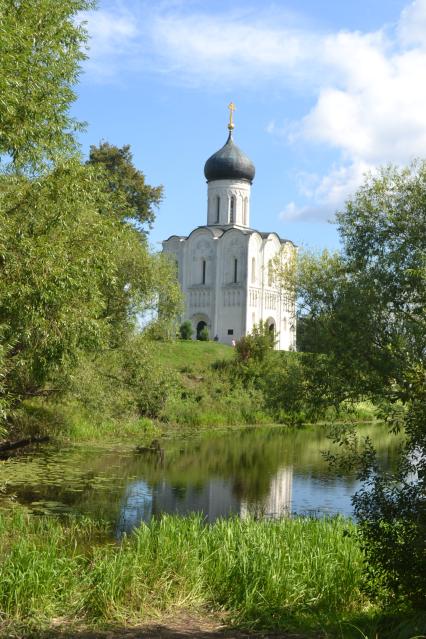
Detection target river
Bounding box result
[0,424,399,536]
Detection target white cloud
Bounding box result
[280,160,373,222]
[149,12,319,87]
[82,1,426,221]
[298,32,426,165]
[398,0,426,47]
[80,6,141,80]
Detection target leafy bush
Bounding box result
[179,321,193,340]
[66,336,177,422]
[260,353,309,425]
[198,326,209,341]
[235,321,275,362]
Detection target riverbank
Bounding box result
[0,511,368,637]
[3,339,379,447]
[1,511,424,639]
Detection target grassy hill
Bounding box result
[154,340,234,372]
[153,339,269,428]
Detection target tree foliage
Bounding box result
[291,163,426,606]
[87,142,163,231]
[0,0,93,169]
[179,321,193,340]
[0,160,182,412]
[0,0,182,430]
[68,336,178,421]
[0,162,115,403]
[235,322,275,364]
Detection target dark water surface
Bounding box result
[0,425,399,536]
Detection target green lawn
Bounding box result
[154,340,234,372]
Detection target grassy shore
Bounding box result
[0,511,366,635]
[6,340,379,444]
[2,512,424,639]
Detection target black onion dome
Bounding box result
[204,132,255,183]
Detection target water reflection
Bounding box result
[119,478,242,535]
[0,425,402,535]
[118,469,293,537]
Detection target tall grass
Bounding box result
[0,511,365,632]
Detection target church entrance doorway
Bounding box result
[266,318,276,347]
[196,321,207,340]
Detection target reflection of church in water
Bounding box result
[163,104,296,349]
[118,467,293,536]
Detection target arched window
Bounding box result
[268,260,273,287]
[251,257,256,284]
[234,258,238,283]
[229,196,236,224]
[202,259,206,285]
[215,196,220,223]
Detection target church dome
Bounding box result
[204,132,255,184]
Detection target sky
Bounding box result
[73,0,426,252]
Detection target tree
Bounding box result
[0,0,182,431]
[87,142,163,231]
[0,162,122,404]
[0,0,93,170]
[291,163,426,606]
[0,160,182,416]
[235,322,275,364]
[86,143,180,343]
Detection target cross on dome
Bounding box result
[228,102,236,131]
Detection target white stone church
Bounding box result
[163,107,296,350]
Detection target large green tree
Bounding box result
[0,159,181,417]
[87,142,163,231]
[0,0,94,170]
[290,163,426,606]
[0,0,182,428]
[0,162,120,403]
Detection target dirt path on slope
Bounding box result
[5,612,314,639]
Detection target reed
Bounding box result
[0,511,368,633]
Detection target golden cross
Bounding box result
[228,101,236,130]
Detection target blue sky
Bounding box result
[73,0,426,251]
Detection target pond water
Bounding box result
[0,425,399,536]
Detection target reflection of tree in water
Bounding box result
[171,484,188,500]
[0,424,403,527]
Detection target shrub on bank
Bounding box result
[179,321,193,340]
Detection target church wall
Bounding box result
[263,235,284,349]
[162,236,185,289]
[184,229,218,338]
[276,241,297,351]
[214,229,249,345]
[246,233,263,335]
[163,230,296,350]
[245,234,297,350]
[207,179,251,227]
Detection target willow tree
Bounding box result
[0,0,94,170]
[0,1,182,425]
